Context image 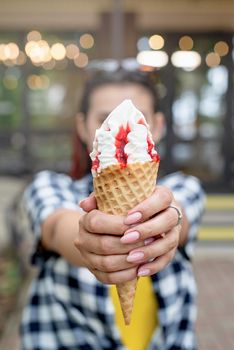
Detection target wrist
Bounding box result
[42,209,85,267]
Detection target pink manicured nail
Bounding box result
[126,251,144,262]
[138,268,150,276]
[121,231,140,243]
[144,237,155,246]
[79,198,88,207]
[124,212,142,225]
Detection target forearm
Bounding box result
[41,209,86,267]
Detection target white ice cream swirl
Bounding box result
[90,99,158,175]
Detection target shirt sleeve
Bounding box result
[23,171,82,266]
[159,172,206,260]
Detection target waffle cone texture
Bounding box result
[93,161,159,325]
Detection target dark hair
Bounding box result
[70,69,159,179]
[80,69,159,115]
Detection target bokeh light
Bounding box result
[137,37,150,51]
[27,74,50,90]
[80,34,94,49]
[66,44,80,59]
[27,30,42,42]
[149,35,164,50]
[74,52,88,67]
[206,52,221,67]
[137,50,168,68]
[50,43,66,60]
[16,51,27,65]
[179,36,194,50]
[214,41,229,57]
[3,43,19,60]
[25,40,51,64]
[171,51,201,70]
[3,75,18,89]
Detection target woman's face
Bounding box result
[77,83,164,151]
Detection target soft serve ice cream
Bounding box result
[90,99,160,325]
[90,99,159,176]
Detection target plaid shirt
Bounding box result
[20,171,205,350]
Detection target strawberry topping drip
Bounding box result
[115,123,131,167]
[92,153,100,171]
[147,136,160,162]
[137,118,147,126]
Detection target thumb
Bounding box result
[79,193,97,212]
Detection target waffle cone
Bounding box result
[93,161,159,325]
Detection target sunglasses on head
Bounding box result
[86,58,156,73]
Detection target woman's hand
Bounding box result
[74,195,143,284]
[74,186,184,284]
[121,186,183,277]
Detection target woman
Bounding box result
[21,69,205,350]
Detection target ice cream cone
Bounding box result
[93,160,159,324]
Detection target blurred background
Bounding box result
[0,1,233,349]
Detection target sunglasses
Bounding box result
[86,58,156,73]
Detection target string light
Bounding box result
[50,43,66,60]
[74,52,88,67]
[27,74,50,90]
[16,51,27,65]
[137,50,168,68]
[66,44,80,59]
[137,37,150,51]
[205,52,220,67]
[0,43,19,61]
[171,51,201,71]
[80,34,94,49]
[27,30,42,42]
[179,36,193,50]
[214,41,229,57]
[149,35,164,50]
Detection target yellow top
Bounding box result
[110,277,158,350]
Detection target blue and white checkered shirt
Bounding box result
[20,171,205,350]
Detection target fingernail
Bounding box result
[144,237,155,246]
[127,251,144,262]
[121,231,140,244]
[138,268,150,276]
[124,212,142,225]
[79,199,85,206]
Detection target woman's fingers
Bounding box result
[124,186,173,224]
[137,248,177,277]
[91,266,138,285]
[79,193,97,212]
[126,227,180,265]
[74,231,143,255]
[81,209,128,235]
[122,205,180,243]
[83,252,138,273]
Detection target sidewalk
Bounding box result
[194,245,234,350]
[0,245,233,350]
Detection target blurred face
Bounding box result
[77,83,164,151]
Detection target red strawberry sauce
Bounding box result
[92,119,160,171]
[92,152,100,172]
[115,124,131,167]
